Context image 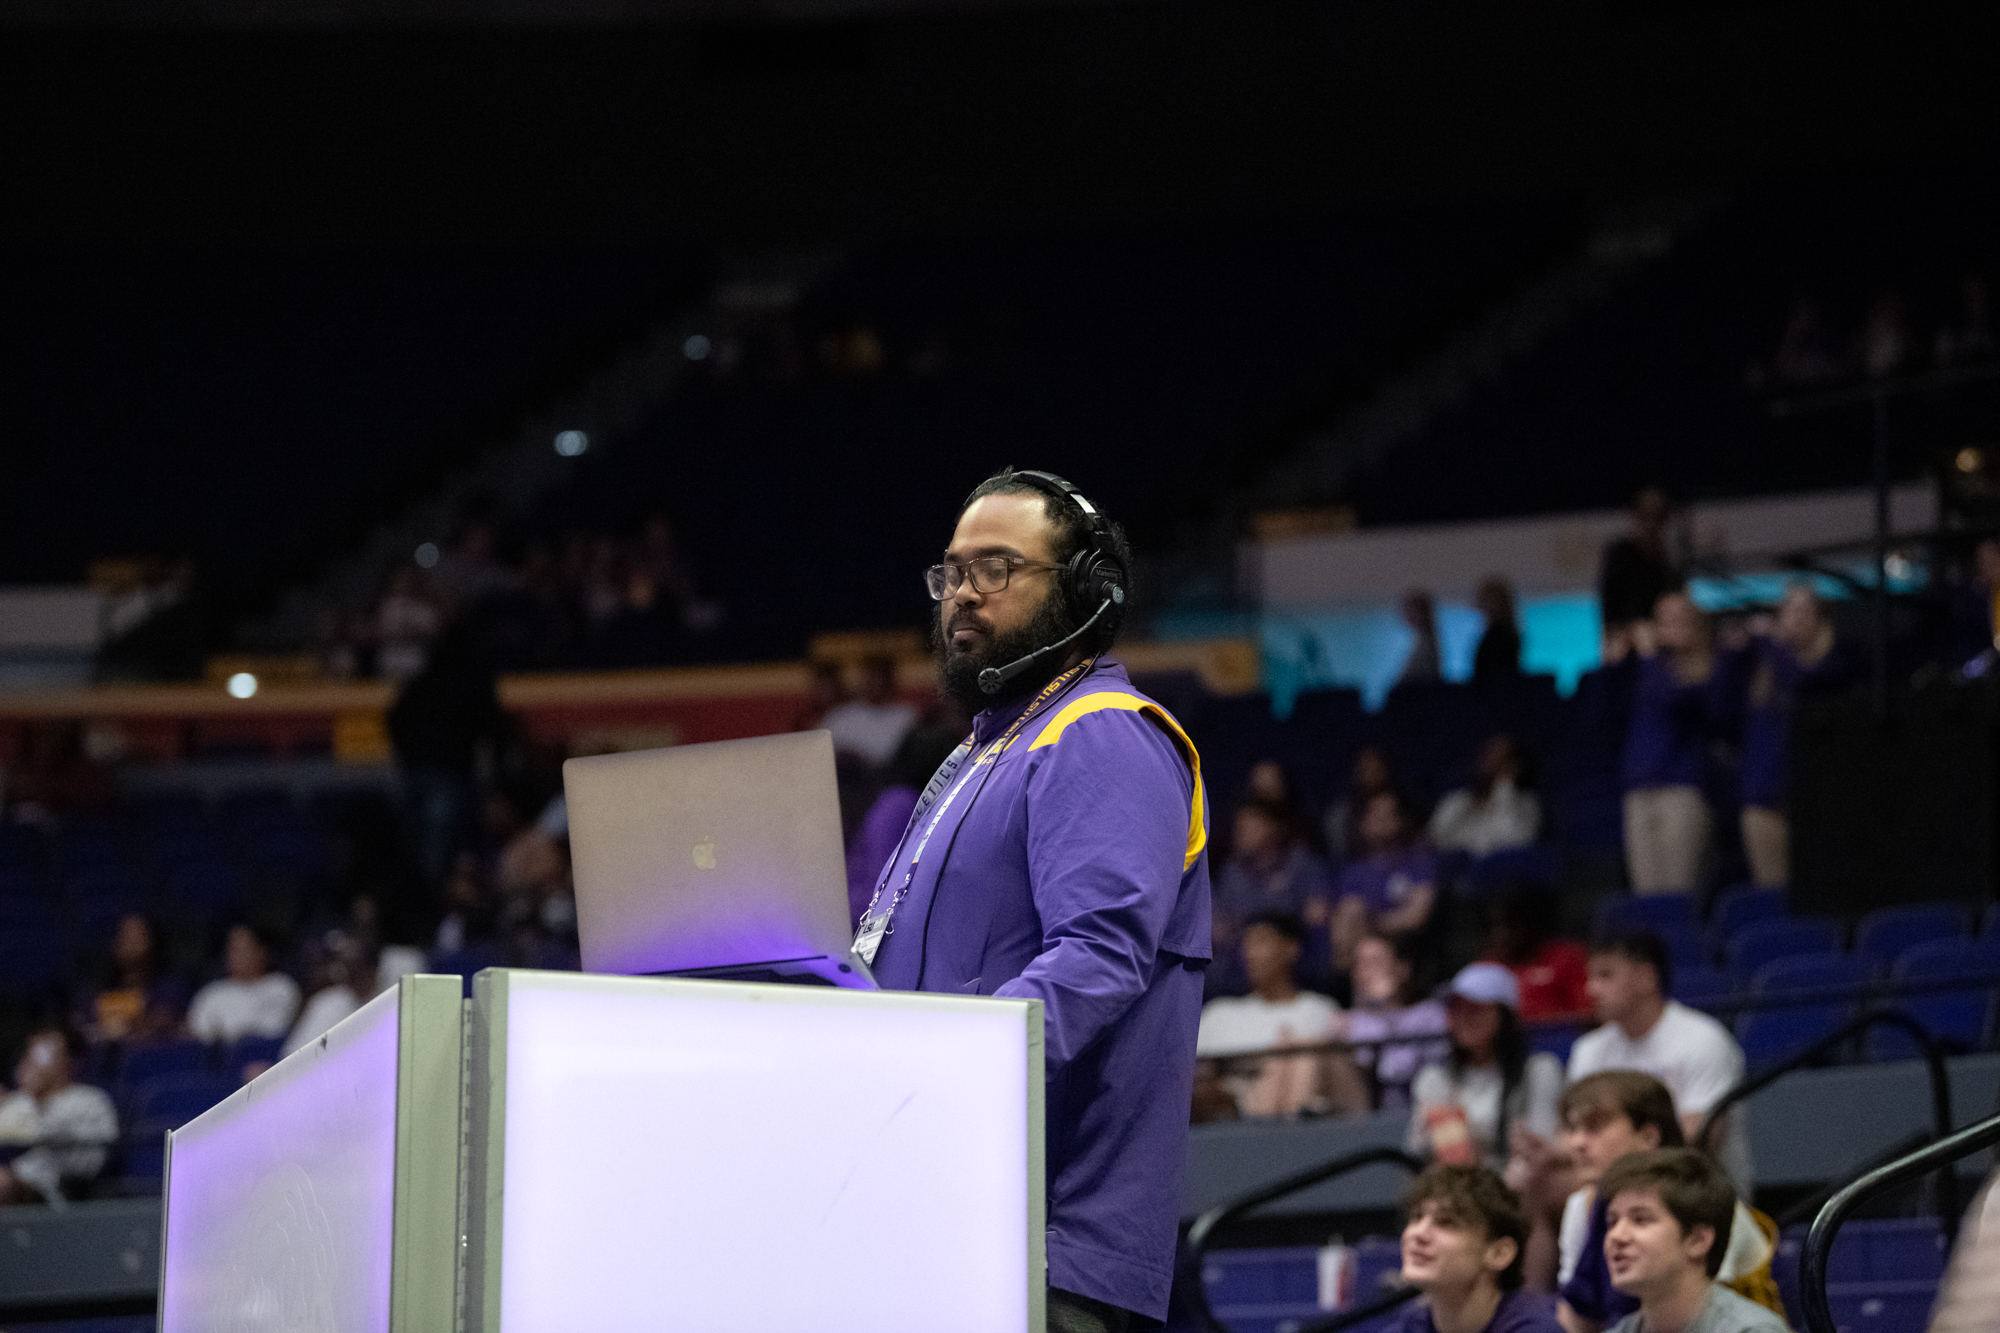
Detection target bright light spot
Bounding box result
[1958,447,1984,474]
[414,542,440,569]
[683,334,712,361]
[226,672,258,699]
[1886,553,1914,581]
[554,429,589,457]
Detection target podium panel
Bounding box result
[464,970,1045,1333]
[157,974,463,1333]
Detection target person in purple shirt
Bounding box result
[1332,788,1439,973]
[1388,1164,1564,1333]
[1209,795,1336,996]
[853,469,1210,1332]
[1618,592,1729,894]
[1732,583,1851,888]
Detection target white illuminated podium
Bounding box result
[159,970,1046,1333]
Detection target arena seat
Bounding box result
[1672,966,1737,1014]
[1597,894,1699,937]
[1867,937,2000,1059]
[1726,918,1843,975]
[1707,885,1786,954]
[127,1072,236,1127]
[1854,904,1970,972]
[116,1039,209,1088]
[1736,955,1870,1067]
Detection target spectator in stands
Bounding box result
[283,929,378,1057]
[1194,912,1365,1120]
[1408,964,1564,1179]
[1391,1164,1563,1333]
[1243,759,1321,848]
[1432,734,1541,858]
[1552,1072,1782,1332]
[1597,490,1678,658]
[1212,796,1335,996]
[1332,789,1438,972]
[0,1027,117,1205]
[1595,1150,1785,1333]
[187,924,302,1045]
[822,655,918,768]
[1402,590,1444,685]
[1621,593,1724,894]
[1324,745,1398,865]
[1735,583,1850,888]
[1474,578,1524,687]
[375,564,444,682]
[386,616,510,885]
[1567,932,1750,1191]
[79,913,187,1047]
[846,711,968,926]
[1935,274,1996,368]
[1484,888,1590,1024]
[1344,931,1449,1112]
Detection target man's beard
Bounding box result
[933,589,1079,714]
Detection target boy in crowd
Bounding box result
[1598,1150,1787,1333]
[1393,1164,1565,1333]
[1554,1073,1782,1333]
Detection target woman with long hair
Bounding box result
[1407,963,1564,1179]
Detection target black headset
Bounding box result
[983,469,1128,622]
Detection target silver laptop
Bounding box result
[565,731,876,989]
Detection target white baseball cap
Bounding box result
[1447,962,1521,1009]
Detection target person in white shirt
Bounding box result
[283,930,379,1057]
[820,656,919,768]
[1430,735,1543,857]
[1196,913,1363,1118]
[1565,931,1750,1190]
[187,924,302,1046]
[1409,964,1565,1178]
[0,1027,118,1205]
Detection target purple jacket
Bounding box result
[863,660,1212,1319]
[1386,1287,1564,1333]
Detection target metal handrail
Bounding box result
[1696,1008,1958,1247]
[1182,1146,1426,1333]
[1801,1110,2000,1333]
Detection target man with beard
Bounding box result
[851,469,1211,1332]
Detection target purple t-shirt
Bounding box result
[865,660,1211,1321]
[1336,845,1439,921]
[1562,1195,1640,1326]
[1385,1287,1565,1333]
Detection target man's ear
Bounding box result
[1636,1124,1662,1151]
[1682,1223,1716,1269]
[1485,1235,1519,1278]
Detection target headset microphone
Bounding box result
[977,588,1121,696]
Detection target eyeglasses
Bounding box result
[923,555,1061,601]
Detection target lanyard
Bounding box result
[851,659,1093,964]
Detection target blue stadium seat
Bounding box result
[1868,937,2000,1059]
[129,1072,236,1126]
[1598,894,1698,937]
[1528,1022,1586,1063]
[1709,884,1786,941]
[1736,955,1870,1067]
[1826,1282,1943,1331]
[1468,845,1561,894]
[117,1039,210,1087]
[1726,918,1842,975]
[1672,967,1738,1014]
[224,1034,286,1073]
[1854,904,1970,972]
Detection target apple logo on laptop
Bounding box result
[692,837,717,870]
